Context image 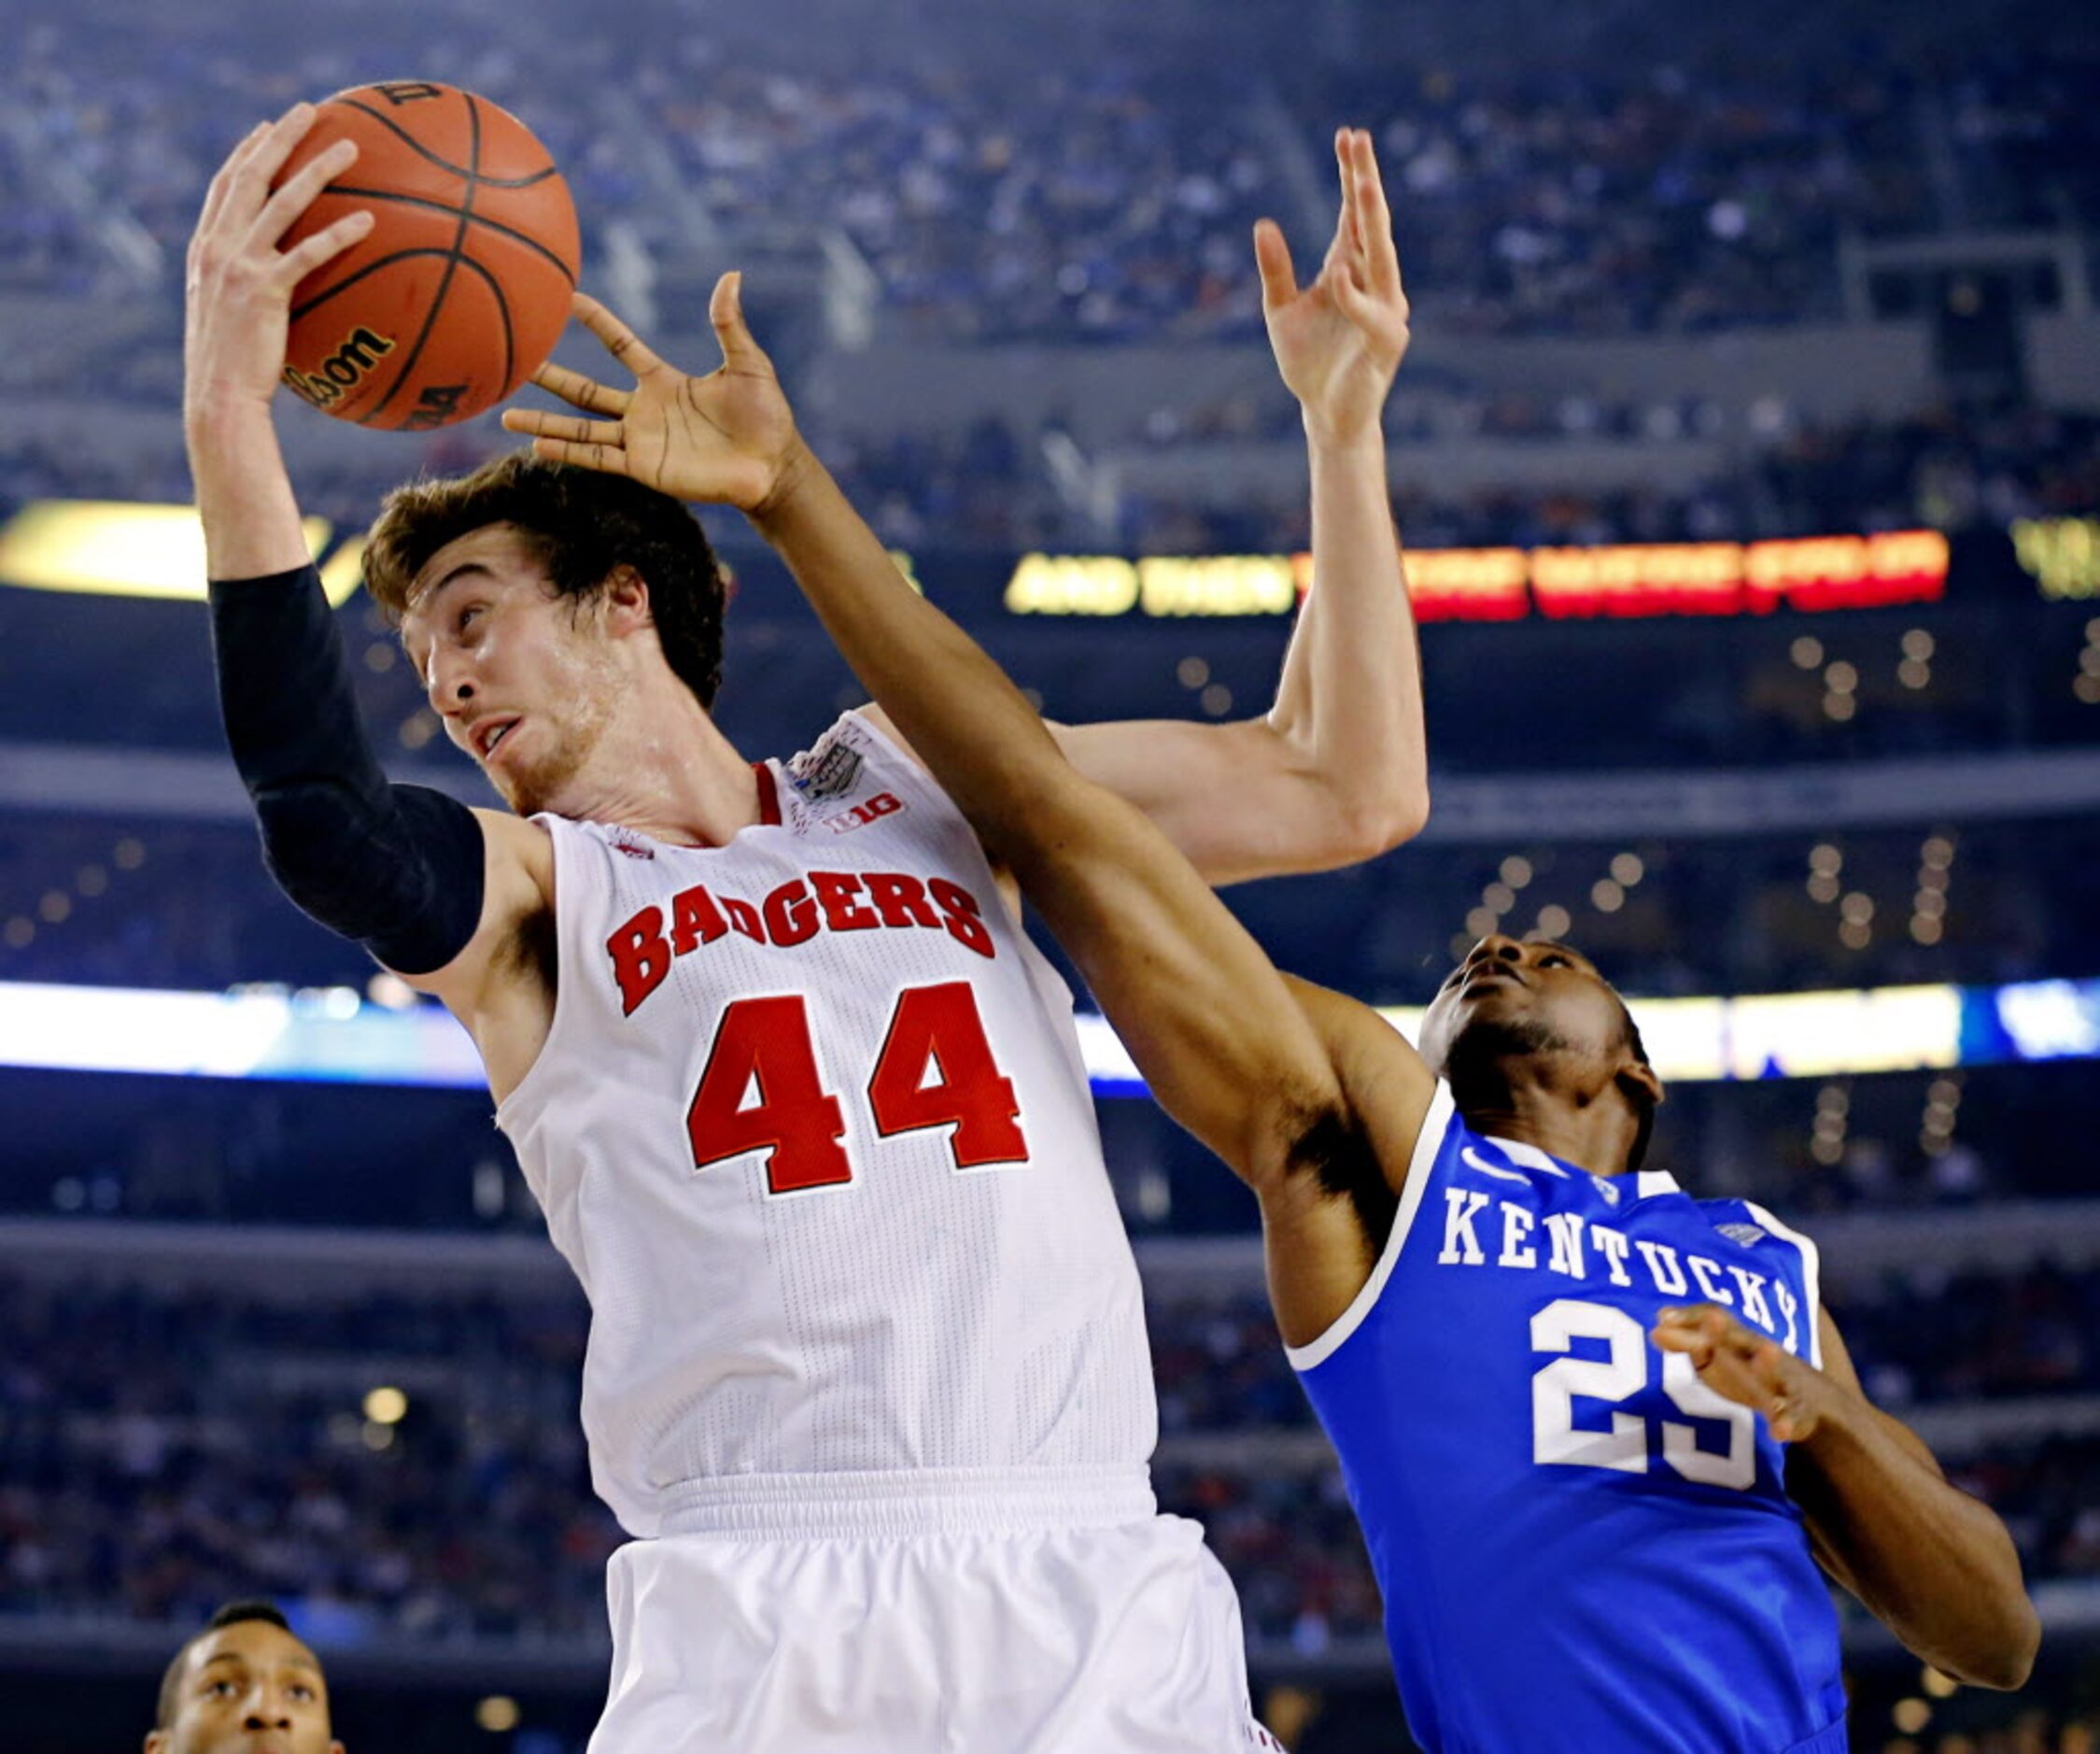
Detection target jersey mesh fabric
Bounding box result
[497,713,1157,1535]
[1293,1087,1849,1754]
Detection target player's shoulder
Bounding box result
[1687,1190,1820,1254]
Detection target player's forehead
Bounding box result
[401,523,545,624]
[189,1620,323,1682]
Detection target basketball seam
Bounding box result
[339,94,561,189]
[358,92,486,428]
[323,184,578,284]
[290,248,461,324]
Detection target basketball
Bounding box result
[270,81,581,431]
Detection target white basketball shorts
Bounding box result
[587,1465,1281,1753]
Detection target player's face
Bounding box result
[144,1620,342,1754]
[401,523,625,815]
[1416,934,1630,1073]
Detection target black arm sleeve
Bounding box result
[209,563,486,976]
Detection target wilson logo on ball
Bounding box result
[282,326,398,409]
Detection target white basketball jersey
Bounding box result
[496,712,1158,1535]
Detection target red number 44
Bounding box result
[685,983,1027,1195]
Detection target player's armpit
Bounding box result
[396,809,558,1104]
[1258,976,1441,1347]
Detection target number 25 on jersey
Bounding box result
[686,982,1028,1195]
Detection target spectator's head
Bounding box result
[146,1601,343,1754]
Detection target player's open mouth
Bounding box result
[473,715,522,760]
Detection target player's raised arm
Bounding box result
[185,104,372,577]
[1048,127,1427,884]
[186,108,537,1034]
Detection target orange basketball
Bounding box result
[271,81,581,431]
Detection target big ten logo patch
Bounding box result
[822,792,903,835]
[789,737,864,801]
[372,81,446,106]
[283,326,397,409]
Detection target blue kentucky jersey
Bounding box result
[1293,1085,1850,1754]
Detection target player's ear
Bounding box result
[1616,1056,1663,1112]
[143,1732,169,1754]
[600,563,654,629]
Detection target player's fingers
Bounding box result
[709,271,773,373]
[1351,130,1404,301]
[571,292,668,379]
[269,210,374,289]
[501,408,623,448]
[196,120,274,237]
[529,434,632,477]
[530,362,631,417]
[248,138,359,250]
[1331,270,1382,333]
[1337,129,1369,262]
[1252,219,1298,309]
[1747,1337,1794,1388]
[236,103,322,216]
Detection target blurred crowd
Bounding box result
[6,7,2094,339]
[3,1269,2093,1649]
[1316,60,1921,337]
[5,402,2096,576]
[6,802,2093,1013]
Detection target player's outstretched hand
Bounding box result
[501,276,804,514]
[184,104,373,422]
[1651,1304,1831,1444]
[1253,127,1410,445]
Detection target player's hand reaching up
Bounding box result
[1254,128,1411,445]
[1651,1305,1833,1445]
[184,104,374,422]
[501,276,807,514]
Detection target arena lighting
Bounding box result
[1,975,2094,1093]
[1004,530,1950,622]
[2011,515,2100,601]
[0,502,349,603]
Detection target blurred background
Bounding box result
[3,0,2097,1746]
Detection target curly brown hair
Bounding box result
[362,451,727,709]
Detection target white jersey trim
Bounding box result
[1286,1081,1456,1373]
[1743,1201,1824,1368]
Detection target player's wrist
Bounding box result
[745,432,823,530]
[183,382,280,444]
[1302,410,1386,456]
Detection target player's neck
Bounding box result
[1459,1087,1636,1181]
[550,678,758,848]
